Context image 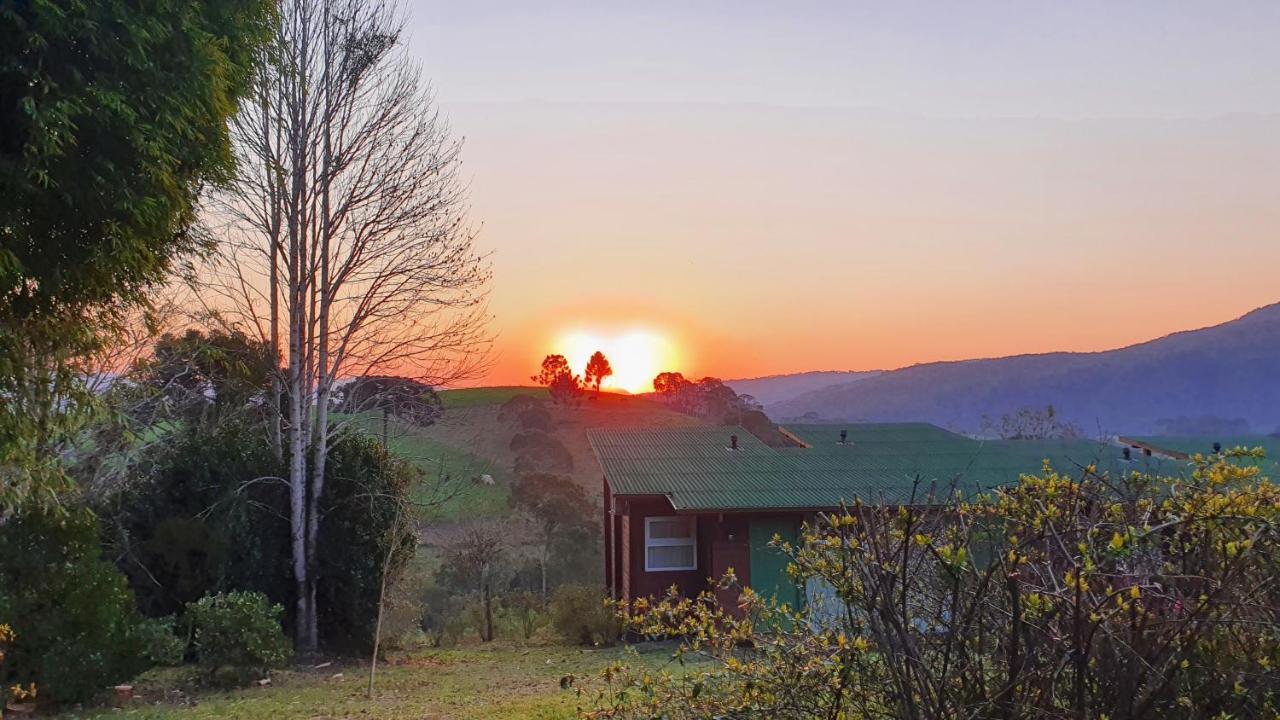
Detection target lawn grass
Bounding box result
[61,642,687,720]
[439,386,548,409]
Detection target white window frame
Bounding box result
[644,516,697,572]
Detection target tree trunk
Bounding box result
[541,543,548,597]
[288,325,310,649]
[286,19,314,648]
[483,578,494,642]
[367,501,403,698]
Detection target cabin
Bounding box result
[589,423,1179,609]
[1120,434,1280,473]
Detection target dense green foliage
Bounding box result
[186,592,291,682]
[106,423,285,616]
[593,452,1280,718]
[135,328,280,429]
[510,431,574,474]
[0,506,149,704]
[136,616,187,667]
[316,431,419,652]
[0,0,273,510]
[103,424,417,652]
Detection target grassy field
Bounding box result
[343,388,704,522]
[439,386,548,409]
[386,422,511,520]
[62,642,688,720]
[336,411,511,520]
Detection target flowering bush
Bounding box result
[0,624,36,706]
[583,450,1280,719]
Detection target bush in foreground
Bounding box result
[187,592,291,683]
[0,506,149,704]
[550,585,618,646]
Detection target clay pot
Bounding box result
[113,684,135,708]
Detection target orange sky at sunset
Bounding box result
[405,4,1280,389]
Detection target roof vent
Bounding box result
[1213,441,1223,453]
[839,429,848,445]
[729,434,739,451]
[1122,447,1132,461]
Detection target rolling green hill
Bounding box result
[350,388,707,524]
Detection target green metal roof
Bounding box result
[1124,435,1280,475]
[784,422,970,449]
[589,423,1186,511]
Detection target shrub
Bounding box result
[186,592,290,683]
[419,587,469,647]
[137,616,186,667]
[0,506,148,704]
[550,585,618,646]
[103,423,288,618]
[510,431,573,474]
[315,431,418,653]
[501,591,548,640]
[497,394,542,422]
[517,405,553,432]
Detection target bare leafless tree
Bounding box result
[204,0,490,651]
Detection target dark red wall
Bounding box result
[606,481,825,606]
[621,497,705,601]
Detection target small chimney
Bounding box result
[730,434,739,451]
[1213,441,1222,453]
[1123,447,1132,461]
[1143,447,1152,456]
[839,429,848,445]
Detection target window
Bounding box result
[645,516,697,572]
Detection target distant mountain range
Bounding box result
[725,371,880,408]
[733,303,1280,436]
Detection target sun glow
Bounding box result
[553,328,680,394]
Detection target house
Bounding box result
[589,423,1180,610]
[1120,434,1280,474]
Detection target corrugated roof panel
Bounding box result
[591,423,1190,509]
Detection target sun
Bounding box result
[553,328,680,394]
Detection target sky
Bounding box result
[405,1,1280,389]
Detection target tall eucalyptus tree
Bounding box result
[211,0,490,650]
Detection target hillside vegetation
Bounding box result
[376,388,706,521]
[725,371,880,407]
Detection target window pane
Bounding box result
[649,518,693,540]
[648,544,695,570]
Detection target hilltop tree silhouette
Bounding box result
[652,371,690,395]
[532,354,571,386]
[584,351,613,395]
[533,354,581,405]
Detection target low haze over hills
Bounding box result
[749,303,1280,436]
[724,371,880,408]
